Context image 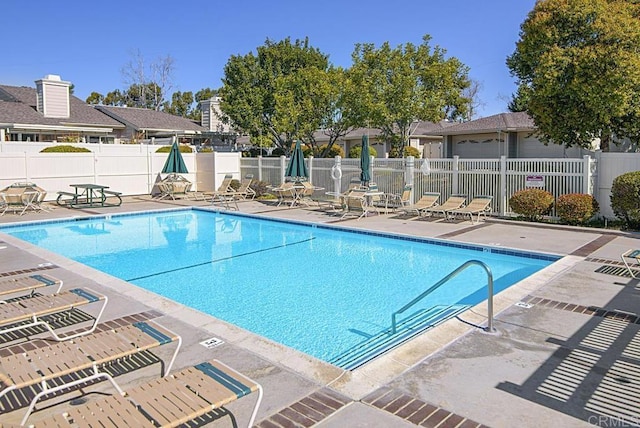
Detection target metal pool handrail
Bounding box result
[391,260,495,334]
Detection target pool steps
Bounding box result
[329,304,470,370]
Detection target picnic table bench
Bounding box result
[57,184,122,208]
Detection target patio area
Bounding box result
[0,195,638,427]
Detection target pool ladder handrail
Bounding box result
[391,260,495,334]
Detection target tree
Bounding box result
[218,37,330,154]
[162,91,196,118]
[462,79,485,120]
[349,35,470,156]
[507,83,531,113]
[506,0,640,150]
[104,89,126,106]
[123,83,162,109]
[194,88,218,103]
[273,66,359,157]
[85,92,104,105]
[121,49,175,111]
[312,67,361,157]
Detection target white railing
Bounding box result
[241,155,596,217]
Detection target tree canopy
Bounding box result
[217,35,470,157]
[85,36,473,156]
[349,35,470,156]
[507,0,640,150]
[218,37,330,155]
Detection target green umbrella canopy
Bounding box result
[285,141,309,181]
[162,142,189,174]
[360,135,371,185]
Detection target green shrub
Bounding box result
[509,188,554,221]
[40,145,91,153]
[556,193,599,225]
[348,145,378,158]
[388,146,421,158]
[271,147,286,157]
[243,148,268,157]
[155,144,193,153]
[229,179,241,191]
[611,171,640,230]
[403,146,421,158]
[317,144,344,158]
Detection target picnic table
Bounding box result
[56,184,122,208]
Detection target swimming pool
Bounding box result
[1,209,558,369]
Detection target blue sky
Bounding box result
[2,0,536,118]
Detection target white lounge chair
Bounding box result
[0,273,63,301]
[422,194,467,218]
[399,192,440,216]
[0,320,181,425]
[621,249,640,278]
[25,359,262,428]
[446,195,493,224]
[0,287,107,342]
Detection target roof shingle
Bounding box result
[95,106,205,133]
[0,85,123,128]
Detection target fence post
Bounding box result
[499,156,507,216]
[334,156,342,194]
[583,154,593,195]
[308,156,314,183]
[406,156,415,201]
[369,155,375,180]
[405,156,415,186]
[146,149,152,194]
[280,155,287,184]
[257,156,263,182]
[24,152,30,182]
[93,151,98,184]
[452,155,459,195]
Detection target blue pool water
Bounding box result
[1,209,557,369]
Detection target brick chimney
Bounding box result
[35,74,71,118]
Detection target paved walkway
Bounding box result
[0,196,639,427]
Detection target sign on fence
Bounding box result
[525,175,544,189]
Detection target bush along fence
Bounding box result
[240,155,596,218]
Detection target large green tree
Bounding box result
[507,0,640,150]
[218,37,330,154]
[274,66,359,157]
[349,35,470,156]
[313,67,361,157]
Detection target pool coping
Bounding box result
[0,207,576,400]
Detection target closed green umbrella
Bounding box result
[162,142,189,175]
[360,135,371,186]
[285,140,309,181]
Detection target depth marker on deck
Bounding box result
[200,337,224,349]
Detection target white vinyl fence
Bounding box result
[2,140,638,219]
[242,155,596,217]
[0,145,242,201]
[594,151,640,218]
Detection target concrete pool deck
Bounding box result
[0,196,639,427]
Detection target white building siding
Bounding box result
[517,134,588,158]
[35,75,70,118]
